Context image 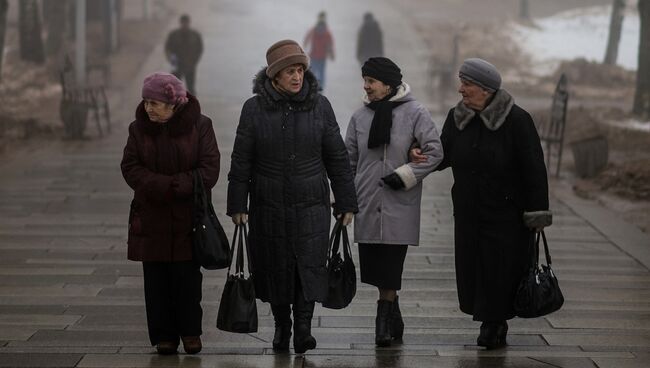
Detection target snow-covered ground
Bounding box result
[512,5,640,75]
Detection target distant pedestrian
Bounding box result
[121,72,220,355]
[165,14,203,95]
[303,11,335,90]
[227,39,357,354]
[411,58,552,349]
[356,12,384,65]
[345,57,443,347]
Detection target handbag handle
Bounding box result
[228,224,252,277]
[530,230,553,268]
[328,220,352,262]
[192,169,208,213]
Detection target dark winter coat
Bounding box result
[438,89,550,321]
[165,27,203,69]
[356,17,384,64]
[227,69,358,305]
[121,95,220,262]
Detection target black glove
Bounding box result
[381,172,405,190]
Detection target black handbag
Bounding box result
[216,223,258,333]
[322,220,357,309]
[514,230,564,318]
[191,169,231,270]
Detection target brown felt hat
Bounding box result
[265,39,310,78]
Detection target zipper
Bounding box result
[380,144,387,240]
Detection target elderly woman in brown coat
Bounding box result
[121,72,220,355]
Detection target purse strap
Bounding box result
[540,230,552,266]
[328,220,352,262]
[192,169,208,214]
[226,224,240,275]
[530,230,553,268]
[228,224,252,277]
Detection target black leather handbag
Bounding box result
[191,169,230,270]
[322,220,357,309]
[216,223,258,333]
[514,230,564,318]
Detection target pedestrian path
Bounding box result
[1,1,649,367]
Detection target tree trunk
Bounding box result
[519,0,530,19]
[43,0,69,57]
[0,0,8,81]
[19,0,46,64]
[634,0,650,120]
[604,0,626,65]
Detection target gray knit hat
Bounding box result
[265,39,310,78]
[458,58,501,92]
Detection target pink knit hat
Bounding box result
[141,72,189,105]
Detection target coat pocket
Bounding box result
[128,199,143,235]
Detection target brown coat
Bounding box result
[121,95,220,262]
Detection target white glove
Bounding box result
[231,213,248,225]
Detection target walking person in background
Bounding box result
[165,14,203,95]
[303,11,335,90]
[356,12,384,65]
[411,58,552,349]
[227,40,357,354]
[121,72,220,355]
[345,57,443,347]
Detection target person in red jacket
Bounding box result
[303,11,335,91]
[121,72,220,355]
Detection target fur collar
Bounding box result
[362,82,412,105]
[453,89,514,131]
[135,94,201,136]
[252,68,320,111]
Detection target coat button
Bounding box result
[288,154,296,160]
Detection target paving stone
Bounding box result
[0,286,102,297]
[0,314,81,327]
[77,354,303,368]
[591,357,650,368]
[543,334,650,347]
[0,353,83,367]
[0,327,36,341]
[0,275,118,286]
[0,267,95,276]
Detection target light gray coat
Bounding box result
[345,83,443,246]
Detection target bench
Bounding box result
[59,55,111,139]
[538,73,569,178]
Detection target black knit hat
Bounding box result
[361,57,402,88]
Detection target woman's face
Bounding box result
[274,64,304,94]
[364,76,391,102]
[144,99,175,123]
[458,79,491,111]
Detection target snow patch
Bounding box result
[606,119,650,133]
[511,5,640,75]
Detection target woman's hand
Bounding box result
[336,212,354,226]
[231,213,248,225]
[409,148,427,163]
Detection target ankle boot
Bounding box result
[477,321,507,349]
[271,304,292,351]
[391,296,404,340]
[375,300,393,347]
[292,298,316,354]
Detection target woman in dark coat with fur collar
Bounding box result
[412,58,552,349]
[227,40,358,354]
[121,72,220,355]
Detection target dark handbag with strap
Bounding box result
[216,223,258,333]
[514,230,564,318]
[322,220,357,309]
[191,169,231,270]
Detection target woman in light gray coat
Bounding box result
[345,57,443,347]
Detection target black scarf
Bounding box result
[366,91,406,149]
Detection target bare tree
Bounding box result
[634,0,650,119]
[43,0,69,57]
[0,0,7,80]
[519,0,530,19]
[604,0,626,65]
[19,0,45,64]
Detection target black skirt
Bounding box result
[358,243,408,290]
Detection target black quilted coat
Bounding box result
[227,69,358,305]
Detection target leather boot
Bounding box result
[155,341,178,355]
[375,300,393,347]
[271,304,292,352]
[292,297,317,354]
[391,295,404,341]
[180,336,202,354]
[477,321,507,349]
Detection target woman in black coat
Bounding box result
[412,58,552,349]
[227,40,358,354]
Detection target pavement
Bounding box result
[1,0,650,367]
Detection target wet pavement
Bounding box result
[1,0,650,367]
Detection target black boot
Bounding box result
[271,304,292,352]
[293,297,316,354]
[477,321,507,349]
[375,300,393,347]
[391,296,404,341]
